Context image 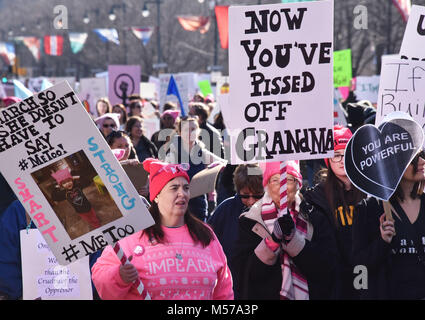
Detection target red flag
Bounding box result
[44,35,64,56]
[392,0,411,22]
[215,5,229,49]
[177,16,210,34]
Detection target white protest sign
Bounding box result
[375,58,425,137]
[228,0,334,163]
[0,81,155,265]
[159,73,199,114]
[21,229,93,300]
[48,77,76,90]
[355,75,380,103]
[400,5,425,60]
[78,78,107,116]
[140,82,156,100]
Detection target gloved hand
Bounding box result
[272,214,295,243]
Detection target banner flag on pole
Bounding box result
[131,27,154,46]
[69,32,88,54]
[393,0,411,22]
[166,75,186,117]
[177,16,211,34]
[14,37,41,62]
[93,29,120,45]
[44,35,64,56]
[215,6,229,49]
[0,42,16,66]
[13,79,33,99]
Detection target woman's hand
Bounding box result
[379,213,395,244]
[119,256,139,284]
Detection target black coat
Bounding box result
[231,195,338,300]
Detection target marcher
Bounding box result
[232,161,338,300]
[106,130,138,161]
[302,125,366,299]
[95,98,112,117]
[151,109,180,150]
[94,113,120,138]
[112,104,128,130]
[91,158,233,300]
[353,149,425,299]
[126,116,158,162]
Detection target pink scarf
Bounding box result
[261,192,309,300]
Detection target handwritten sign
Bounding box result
[400,5,425,60]
[333,49,352,88]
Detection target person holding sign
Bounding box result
[231,161,337,300]
[91,158,233,300]
[301,125,366,299]
[352,150,425,299]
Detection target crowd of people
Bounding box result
[1,88,425,301]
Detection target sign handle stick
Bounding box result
[382,201,393,222]
[113,242,151,300]
[279,161,288,216]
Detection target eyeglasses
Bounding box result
[269,177,297,185]
[238,193,264,200]
[330,154,344,163]
[103,123,117,128]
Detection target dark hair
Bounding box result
[391,150,425,202]
[142,202,214,247]
[189,103,209,122]
[128,101,143,116]
[163,102,177,112]
[112,104,127,125]
[96,98,112,116]
[125,116,144,137]
[319,167,366,227]
[233,164,263,194]
[106,130,138,160]
[129,94,142,102]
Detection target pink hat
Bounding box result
[325,125,353,167]
[260,161,303,187]
[3,96,21,107]
[94,113,121,130]
[143,158,190,201]
[51,168,72,185]
[205,94,215,103]
[161,110,180,121]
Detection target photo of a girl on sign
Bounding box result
[51,168,101,230]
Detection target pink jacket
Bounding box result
[92,224,234,300]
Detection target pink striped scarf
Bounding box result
[261,192,309,300]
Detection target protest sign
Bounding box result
[375,57,425,134]
[228,0,334,163]
[159,73,198,114]
[345,112,424,201]
[355,75,380,104]
[400,5,425,60]
[333,49,352,88]
[21,229,93,300]
[122,163,149,191]
[140,82,156,100]
[78,78,107,116]
[189,162,226,199]
[0,81,154,265]
[198,79,213,97]
[108,65,141,107]
[48,77,76,90]
[333,88,347,126]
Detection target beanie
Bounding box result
[325,125,353,167]
[260,161,302,187]
[143,158,190,201]
[3,96,21,107]
[161,109,180,121]
[51,168,72,185]
[286,160,303,188]
[94,113,121,129]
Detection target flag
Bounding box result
[93,29,120,45]
[177,16,211,34]
[40,78,53,91]
[44,35,64,56]
[393,0,411,22]
[15,37,41,61]
[131,27,154,46]
[13,79,33,99]
[215,6,229,49]
[69,32,88,54]
[0,42,16,66]
[166,75,186,117]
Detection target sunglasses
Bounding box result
[238,193,264,200]
[103,123,117,128]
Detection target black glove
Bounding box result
[272,214,295,243]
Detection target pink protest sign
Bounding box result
[108,65,141,107]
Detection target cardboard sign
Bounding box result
[228,1,334,163]
[21,229,93,300]
[108,65,141,107]
[140,82,157,100]
[333,49,352,88]
[122,163,149,191]
[189,163,226,199]
[78,78,107,116]
[345,112,424,201]
[400,5,425,60]
[355,75,380,104]
[375,58,425,137]
[0,81,154,265]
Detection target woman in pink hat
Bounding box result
[302,125,366,299]
[91,158,233,300]
[232,160,338,300]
